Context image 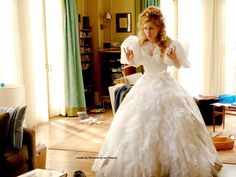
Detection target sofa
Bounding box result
[0,112,36,177]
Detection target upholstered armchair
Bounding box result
[0,112,36,177]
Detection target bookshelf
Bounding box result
[79,28,94,107]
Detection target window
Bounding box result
[161,0,236,95]
[0,1,22,86]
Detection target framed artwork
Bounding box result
[116,13,132,33]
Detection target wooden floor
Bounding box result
[34,108,236,177]
[34,109,113,177]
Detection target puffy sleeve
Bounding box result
[120,35,142,67]
[165,40,191,68]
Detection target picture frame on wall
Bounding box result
[116,13,132,33]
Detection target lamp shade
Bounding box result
[104,12,112,20]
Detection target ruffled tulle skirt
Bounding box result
[92,71,222,177]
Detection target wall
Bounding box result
[76,0,136,101]
[110,0,135,43]
[77,0,135,48]
[0,86,25,107]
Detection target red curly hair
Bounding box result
[138,6,171,58]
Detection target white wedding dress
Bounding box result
[92,36,222,177]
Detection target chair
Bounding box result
[0,126,36,177]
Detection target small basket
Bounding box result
[212,136,235,151]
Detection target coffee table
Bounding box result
[17,168,67,177]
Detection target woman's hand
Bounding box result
[167,46,176,60]
[123,47,134,60]
[167,46,181,68]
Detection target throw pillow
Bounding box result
[0,112,10,151]
[0,106,27,149]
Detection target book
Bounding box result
[18,168,67,177]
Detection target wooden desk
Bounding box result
[212,103,236,132]
[97,48,136,104]
[98,48,122,97]
[98,48,121,54]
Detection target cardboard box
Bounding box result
[36,144,47,169]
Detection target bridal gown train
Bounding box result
[92,36,222,177]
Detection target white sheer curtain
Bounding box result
[160,0,179,79]
[19,0,66,127]
[18,0,49,127]
[161,0,233,96]
[225,0,236,94]
[207,0,226,95]
[0,1,23,86]
[44,0,66,117]
[0,0,65,127]
[177,0,213,96]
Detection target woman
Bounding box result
[92,6,222,177]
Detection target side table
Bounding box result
[194,97,222,125]
[212,103,236,132]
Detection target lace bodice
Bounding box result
[140,43,167,74]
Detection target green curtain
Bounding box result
[144,0,159,8]
[64,0,86,116]
[134,0,145,34]
[135,0,159,34]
